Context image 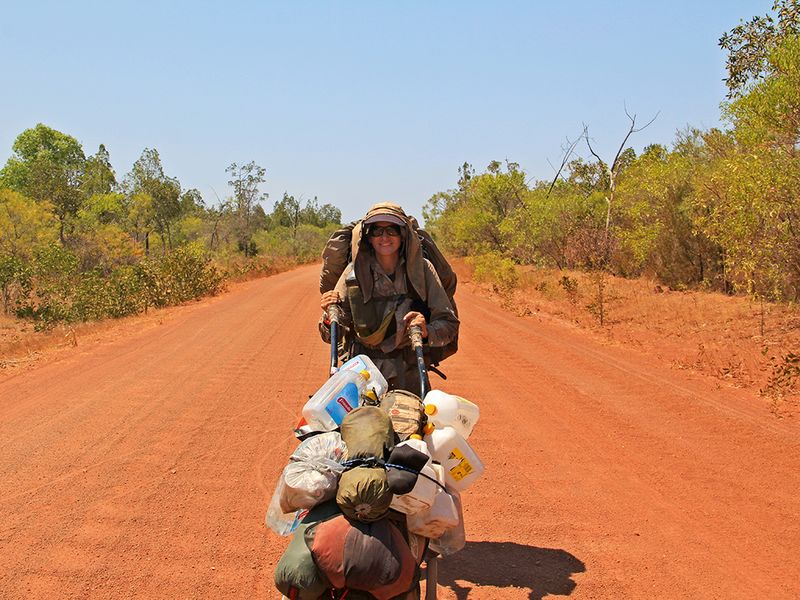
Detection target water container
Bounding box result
[389,437,437,515]
[302,369,372,431]
[424,425,484,492]
[406,486,459,539]
[423,390,480,439]
[339,354,388,400]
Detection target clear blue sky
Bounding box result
[1,1,765,223]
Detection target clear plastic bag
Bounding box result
[265,477,308,536]
[264,432,347,535]
[281,432,346,512]
[428,489,465,556]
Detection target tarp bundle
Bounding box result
[309,515,416,600]
[337,407,395,522]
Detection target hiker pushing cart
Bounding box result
[266,204,484,599]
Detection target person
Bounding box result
[319,202,459,393]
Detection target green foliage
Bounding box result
[0,255,32,315]
[0,188,59,258]
[425,161,527,257]
[82,144,116,197]
[0,124,86,242]
[135,243,224,309]
[253,222,339,263]
[470,252,519,293]
[0,123,340,329]
[125,148,182,251]
[719,0,800,97]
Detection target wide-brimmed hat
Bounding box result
[362,203,408,227]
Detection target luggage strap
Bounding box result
[341,457,447,492]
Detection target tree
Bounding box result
[124,149,181,253]
[0,188,58,259]
[82,144,116,197]
[299,197,341,228]
[692,37,800,301]
[225,161,268,255]
[719,0,800,98]
[0,124,86,243]
[270,193,302,235]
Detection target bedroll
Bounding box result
[308,515,417,600]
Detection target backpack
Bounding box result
[320,219,458,366]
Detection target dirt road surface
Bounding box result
[1,264,798,599]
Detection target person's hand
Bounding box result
[320,291,341,312]
[403,311,428,339]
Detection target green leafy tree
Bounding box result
[270,193,302,234]
[125,149,181,253]
[719,0,800,98]
[82,144,116,197]
[690,38,800,301]
[0,124,86,243]
[225,161,268,256]
[0,188,59,259]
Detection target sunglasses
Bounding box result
[367,225,402,238]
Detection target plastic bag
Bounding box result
[281,431,347,512]
[265,432,347,535]
[429,489,465,556]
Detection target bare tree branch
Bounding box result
[547,130,584,198]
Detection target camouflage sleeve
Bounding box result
[318,265,353,343]
[421,260,459,348]
[319,223,355,294]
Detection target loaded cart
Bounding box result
[267,318,482,600]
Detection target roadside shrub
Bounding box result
[136,243,223,309]
[470,252,519,293]
[0,255,32,315]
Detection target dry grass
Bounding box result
[453,258,800,416]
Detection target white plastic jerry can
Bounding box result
[406,467,459,538]
[423,389,480,439]
[424,425,484,492]
[302,369,372,431]
[389,436,437,515]
[338,354,388,400]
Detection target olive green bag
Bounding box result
[337,407,395,522]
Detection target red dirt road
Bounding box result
[1,264,799,599]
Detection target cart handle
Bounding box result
[408,325,431,398]
[327,304,342,376]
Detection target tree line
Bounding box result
[0,127,341,327]
[424,1,800,306]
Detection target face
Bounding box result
[367,220,402,257]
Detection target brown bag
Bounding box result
[380,390,425,441]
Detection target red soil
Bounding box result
[1,263,798,599]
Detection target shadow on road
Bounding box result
[435,540,585,599]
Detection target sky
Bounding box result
[0,0,767,223]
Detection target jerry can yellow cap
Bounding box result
[410,434,423,441]
[424,404,437,416]
[365,389,378,402]
[423,423,435,435]
[359,370,371,380]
